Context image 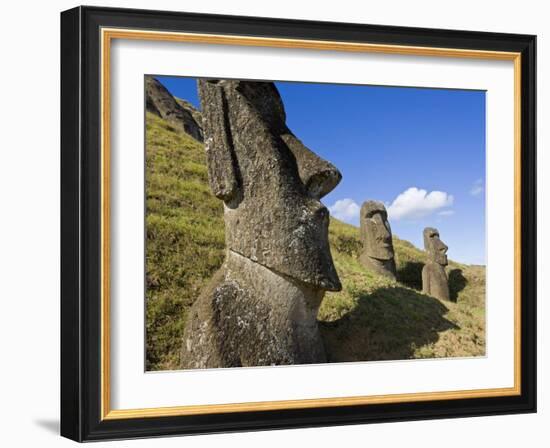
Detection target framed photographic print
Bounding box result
[60,6,536,442]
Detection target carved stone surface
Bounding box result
[181,80,342,369]
[145,76,203,142]
[358,201,396,280]
[422,227,450,301]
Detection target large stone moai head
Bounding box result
[422,227,450,301]
[359,200,396,279]
[423,227,448,266]
[198,79,342,292]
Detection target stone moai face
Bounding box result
[360,201,395,261]
[423,227,448,266]
[198,79,342,291]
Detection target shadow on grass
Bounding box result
[320,285,459,363]
[448,268,468,302]
[396,261,424,290]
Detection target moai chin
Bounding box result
[181,80,342,369]
[358,201,397,280]
[422,227,451,301]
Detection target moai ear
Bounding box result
[197,80,239,203]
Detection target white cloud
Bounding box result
[470,178,484,196]
[438,210,455,217]
[328,198,360,223]
[387,187,454,221]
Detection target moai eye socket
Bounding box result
[371,213,390,232]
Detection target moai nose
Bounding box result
[381,222,391,240]
[280,133,342,199]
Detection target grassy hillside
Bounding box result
[145,111,486,371]
[145,113,224,370]
[322,219,485,361]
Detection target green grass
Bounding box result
[145,112,225,370]
[322,219,485,361]
[145,111,486,370]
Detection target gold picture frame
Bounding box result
[61,6,536,441]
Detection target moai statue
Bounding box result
[358,201,397,280]
[181,80,342,369]
[422,227,450,301]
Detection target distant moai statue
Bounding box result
[180,80,342,369]
[359,201,397,280]
[422,227,451,301]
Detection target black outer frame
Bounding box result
[60,5,536,442]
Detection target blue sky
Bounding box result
[154,76,486,265]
